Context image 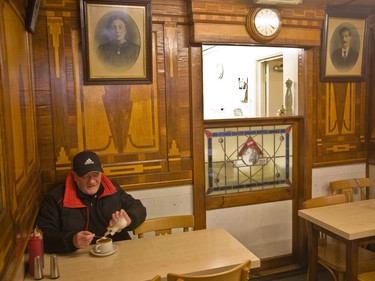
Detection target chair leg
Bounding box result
[318,263,338,281]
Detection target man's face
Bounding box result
[340,30,351,49]
[74,171,102,195]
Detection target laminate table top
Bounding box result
[24,227,260,281]
[298,198,375,240]
[298,198,375,281]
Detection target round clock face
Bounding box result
[246,8,282,42]
[254,8,280,37]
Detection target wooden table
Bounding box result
[25,227,260,281]
[298,199,375,281]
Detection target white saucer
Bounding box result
[90,244,118,257]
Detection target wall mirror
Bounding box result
[202,45,302,119]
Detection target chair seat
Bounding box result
[358,271,375,281]
[319,237,375,272]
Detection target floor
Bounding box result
[272,270,334,281]
[252,267,334,281]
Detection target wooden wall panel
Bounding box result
[368,16,375,164]
[33,0,192,193]
[313,82,368,166]
[190,0,324,46]
[0,0,40,279]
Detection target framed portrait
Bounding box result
[321,14,368,82]
[26,0,42,33]
[80,0,152,84]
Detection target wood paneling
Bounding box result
[190,0,324,46]
[33,0,193,193]
[368,15,375,164]
[0,0,41,280]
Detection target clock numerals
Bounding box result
[256,24,276,36]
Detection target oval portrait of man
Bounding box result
[329,23,360,72]
[95,11,141,71]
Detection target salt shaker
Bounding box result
[33,256,43,280]
[50,254,60,279]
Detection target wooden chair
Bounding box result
[133,215,194,238]
[329,178,370,202]
[166,259,251,281]
[303,194,375,281]
[149,275,161,281]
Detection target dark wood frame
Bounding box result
[321,14,368,82]
[26,0,42,33]
[80,0,152,85]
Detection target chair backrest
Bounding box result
[166,259,251,281]
[133,215,195,238]
[329,178,370,202]
[150,275,161,281]
[303,194,346,209]
[355,178,371,199]
[303,194,346,244]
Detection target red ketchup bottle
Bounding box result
[28,228,44,276]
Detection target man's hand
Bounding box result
[73,231,95,249]
[109,209,131,231]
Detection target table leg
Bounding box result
[346,241,359,281]
[306,222,318,281]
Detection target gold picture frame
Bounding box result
[321,14,368,82]
[80,0,152,84]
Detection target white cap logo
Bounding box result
[84,158,95,165]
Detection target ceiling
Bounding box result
[304,0,375,7]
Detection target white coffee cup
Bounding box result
[95,237,113,254]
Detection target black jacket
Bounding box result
[35,172,146,253]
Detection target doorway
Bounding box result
[259,57,284,117]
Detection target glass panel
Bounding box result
[205,124,292,195]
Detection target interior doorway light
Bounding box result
[253,0,302,4]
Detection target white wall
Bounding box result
[128,185,194,238]
[129,185,292,259]
[207,200,292,259]
[311,163,367,197]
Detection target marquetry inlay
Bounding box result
[47,17,63,78]
[168,140,181,158]
[326,143,357,153]
[325,83,355,136]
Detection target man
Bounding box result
[36,151,146,253]
[330,26,359,70]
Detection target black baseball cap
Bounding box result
[72,151,104,177]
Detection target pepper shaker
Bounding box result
[50,254,60,279]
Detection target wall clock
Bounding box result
[246,7,282,43]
